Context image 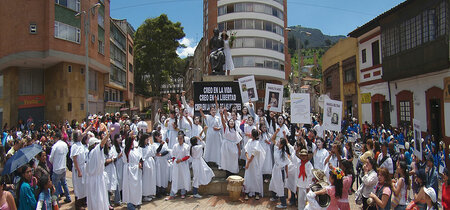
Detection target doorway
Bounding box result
[429,99,442,140]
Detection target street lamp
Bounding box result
[75,2,101,119]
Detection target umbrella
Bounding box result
[2,144,42,175]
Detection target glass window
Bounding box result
[218,22,225,31]
[399,100,411,123]
[244,19,254,29]
[265,21,272,32]
[19,69,44,95]
[54,21,80,44]
[371,40,380,66]
[254,3,265,13]
[265,39,272,49]
[245,2,253,12]
[98,40,104,55]
[264,60,273,69]
[233,57,243,67]
[227,20,234,30]
[243,56,254,67]
[55,0,80,12]
[255,38,264,48]
[254,20,263,30]
[234,3,243,12]
[234,38,243,48]
[326,76,332,88]
[227,4,234,13]
[89,70,97,91]
[98,14,104,28]
[243,38,255,48]
[218,6,226,16]
[344,69,355,82]
[362,49,367,63]
[255,57,264,67]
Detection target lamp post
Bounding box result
[76,3,101,119]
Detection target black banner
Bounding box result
[194,82,242,115]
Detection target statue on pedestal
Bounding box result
[209,28,225,75]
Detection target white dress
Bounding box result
[85,144,109,210]
[223,40,234,71]
[275,124,291,142]
[111,145,124,192]
[179,116,192,139]
[142,144,157,197]
[122,148,143,206]
[243,139,266,196]
[240,124,256,160]
[190,124,204,139]
[269,146,291,197]
[166,118,178,149]
[105,147,118,192]
[220,126,242,174]
[154,142,171,188]
[70,142,87,199]
[203,114,222,165]
[191,141,215,188]
[286,144,300,193]
[313,148,329,172]
[170,143,191,194]
[260,132,273,175]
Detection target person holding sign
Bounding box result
[220,109,242,177]
[199,96,222,167]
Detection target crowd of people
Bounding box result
[0,91,448,210]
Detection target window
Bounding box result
[89,70,97,91]
[399,101,411,123]
[19,69,44,95]
[54,21,80,44]
[30,23,37,34]
[55,0,80,12]
[68,65,72,72]
[98,40,104,55]
[129,63,133,72]
[110,65,126,87]
[344,69,355,82]
[68,103,72,112]
[80,103,84,111]
[371,40,380,66]
[129,82,133,92]
[232,56,284,71]
[98,14,104,28]
[361,49,367,63]
[326,76,332,88]
[128,45,133,55]
[110,43,126,68]
[81,68,84,74]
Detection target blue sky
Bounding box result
[110,0,405,58]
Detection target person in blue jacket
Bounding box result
[16,165,37,210]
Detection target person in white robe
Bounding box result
[85,129,112,210]
[260,124,273,180]
[199,105,222,166]
[275,116,291,142]
[179,109,193,139]
[111,133,124,206]
[313,137,329,172]
[166,131,191,200]
[240,116,257,160]
[104,139,118,195]
[138,133,157,202]
[269,138,291,209]
[243,129,266,200]
[181,91,194,118]
[153,130,171,198]
[190,136,214,198]
[190,116,205,139]
[220,110,242,177]
[324,142,341,180]
[122,135,143,208]
[297,148,314,210]
[165,111,178,149]
[70,129,88,209]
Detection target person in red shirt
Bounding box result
[442,168,450,210]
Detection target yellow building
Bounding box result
[322,37,362,122]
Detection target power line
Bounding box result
[111,0,198,11]
[288,0,377,17]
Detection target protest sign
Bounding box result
[290,93,310,124]
[238,75,258,102]
[323,99,342,131]
[193,82,242,115]
[264,83,283,113]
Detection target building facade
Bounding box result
[203,0,291,107]
[322,38,361,121]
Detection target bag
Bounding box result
[355,182,364,205]
[391,194,400,208]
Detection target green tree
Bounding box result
[134,14,185,96]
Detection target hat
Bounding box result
[88,137,100,147]
[424,187,436,203]
[405,142,410,150]
[299,149,308,156]
[312,169,329,187]
[310,183,331,208]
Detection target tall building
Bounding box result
[0,0,134,126]
[203,0,291,106]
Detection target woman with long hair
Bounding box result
[122,136,143,209]
[140,133,156,202]
[104,134,118,201]
[111,133,124,205]
[16,165,36,210]
[392,161,409,210]
[0,176,16,210]
[268,138,290,209]
[153,131,170,198]
[190,136,214,198]
[260,123,273,181]
[361,157,378,210]
[69,130,88,209]
[36,175,53,210]
[338,160,353,210]
[369,167,392,210]
[243,129,266,200]
[199,102,222,166]
[220,110,242,177]
[313,137,329,172]
[240,116,256,160]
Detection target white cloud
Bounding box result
[177,37,197,58]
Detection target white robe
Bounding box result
[105,147,118,192]
[179,116,192,138]
[313,148,329,172]
[166,118,178,149]
[269,146,290,197]
[275,124,290,142]
[260,132,273,175]
[70,142,87,199]
[203,114,222,165]
[286,144,300,193]
[142,144,157,196]
[190,124,204,139]
[220,126,242,174]
[122,148,143,205]
[154,142,171,188]
[240,124,256,160]
[111,145,124,191]
[191,141,214,188]
[171,143,191,194]
[243,139,266,196]
[85,144,109,210]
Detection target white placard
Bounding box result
[323,99,342,131]
[290,93,311,124]
[413,118,422,161]
[238,75,258,102]
[264,83,283,113]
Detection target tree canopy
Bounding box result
[134,14,185,96]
